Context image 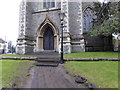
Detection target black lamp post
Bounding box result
[59,11,65,64]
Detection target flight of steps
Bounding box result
[32,51,60,67]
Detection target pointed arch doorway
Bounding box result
[43,26,54,50]
[36,17,58,52]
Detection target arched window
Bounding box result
[43,0,55,9]
[83,7,96,32]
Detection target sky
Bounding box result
[0,0,21,45]
[0,0,105,46]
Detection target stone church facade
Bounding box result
[16,0,113,54]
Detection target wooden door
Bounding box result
[43,27,54,50]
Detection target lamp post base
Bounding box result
[60,59,64,64]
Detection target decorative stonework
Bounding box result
[61,0,69,32]
[19,0,26,37]
[37,16,58,37]
[61,0,71,53]
[78,1,83,34]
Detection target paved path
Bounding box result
[24,65,86,88]
[24,52,86,88]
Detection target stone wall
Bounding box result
[68,2,85,52]
[26,2,62,53]
[17,1,110,54]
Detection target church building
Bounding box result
[16,0,113,54]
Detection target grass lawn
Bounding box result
[65,61,118,88]
[0,59,35,88]
[64,52,119,58]
[0,54,34,57]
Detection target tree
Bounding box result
[89,1,120,37]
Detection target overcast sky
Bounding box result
[0,0,104,46]
[0,0,21,45]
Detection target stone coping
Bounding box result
[64,58,120,61]
[0,56,120,61]
[0,56,37,60]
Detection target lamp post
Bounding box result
[59,11,65,64]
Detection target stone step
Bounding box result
[34,62,59,67]
[36,56,60,59]
[27,52,60,59]
[32,51,59,55]
[35,58,60,62]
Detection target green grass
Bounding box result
[64,52,119,58]
[65,61,118,88]
[0,54,34,57]
[1,59,35,88]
